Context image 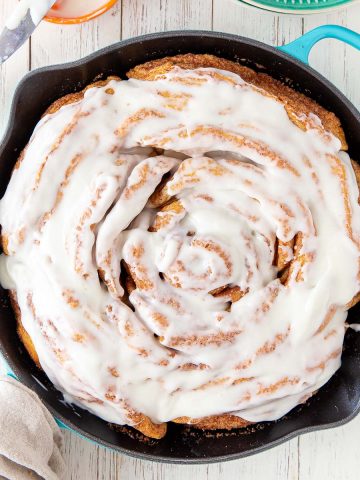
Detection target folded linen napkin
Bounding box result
[0,375,66,480]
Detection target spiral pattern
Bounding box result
[1,56,360,438]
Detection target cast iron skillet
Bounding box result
[1,28,360,464]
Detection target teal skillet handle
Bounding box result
[1,357,17,380]
[278,25,360,64]
[55,418,71,430]
[1,354,70,430]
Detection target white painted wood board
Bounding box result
[1,1,360,478]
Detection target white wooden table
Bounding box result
[1,1,360,479]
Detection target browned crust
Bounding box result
[347,159,360,307]
[351,159,360,202]
[347,291,360,309]
[172,414,250,430]
[43,77,120,116]
[3,55,360,439]
[127,53,347,150]
[11,78,120,174]
[11,287,168,439]
[8,290,40,367]
[126,410,167,439]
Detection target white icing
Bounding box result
[0,67,359,428]
[6,0,55,29]
[349,324,360,332]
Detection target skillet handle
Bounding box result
[55,418,71,430]
[0,356,17,379]
[278,25,360,65]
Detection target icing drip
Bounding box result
[1,67,359,427]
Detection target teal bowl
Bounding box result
[237,0,357,14]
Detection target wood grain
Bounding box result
[304,6,360,109]
[0,0,30,139]
[122,0,213,38]
[1,1,360,479]
[31,2,122,68]
[61,429,299,480]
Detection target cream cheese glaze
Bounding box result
[1,66,360,428]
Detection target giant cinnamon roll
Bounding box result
[1,54,360,439]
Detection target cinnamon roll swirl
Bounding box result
[1,54,359,439]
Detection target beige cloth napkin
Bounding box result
[0,376,66,480]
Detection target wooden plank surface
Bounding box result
[0,0,29,139]
[1,1,360,479]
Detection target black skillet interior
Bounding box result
[1,31,360,463]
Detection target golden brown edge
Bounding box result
[127,53,347,150]
[3,53,360,438]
